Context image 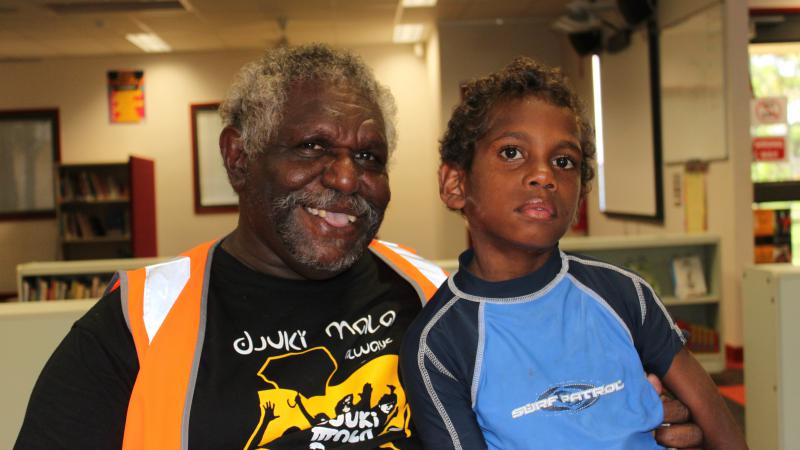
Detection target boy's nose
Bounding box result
[322,151,361,194]
[525,166,556,190]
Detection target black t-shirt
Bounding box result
[15,246,424,450]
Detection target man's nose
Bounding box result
[322,152,360,194]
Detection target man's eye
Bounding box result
[301,142,324,152]
[355,151,378,162]
[554,156,575,169]
[500,147,522,160]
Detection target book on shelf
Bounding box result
[22,275,109,301]
[60,170,129,202]
[61,211,130,240]
[676,320,719,353]
[671,255,708,300]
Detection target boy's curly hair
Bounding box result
[440,57,595,190]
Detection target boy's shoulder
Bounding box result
[562,251,660,325]
[563,251,654,293]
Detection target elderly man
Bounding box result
[15,44,701,450]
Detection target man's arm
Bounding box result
[647,373,703,449]
[14,289,138,449]
[660,349,747,450]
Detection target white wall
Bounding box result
[0,45,441,293]
[358,45,442,259]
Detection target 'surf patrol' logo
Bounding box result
[511,380,625,419]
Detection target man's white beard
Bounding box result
[272,189,384,273]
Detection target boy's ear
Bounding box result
[220,126,248,192]
[438,163,467,211]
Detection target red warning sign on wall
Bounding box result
[752,136,787,161]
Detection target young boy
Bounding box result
[400,57,746,450]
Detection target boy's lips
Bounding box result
[517,199,555,219]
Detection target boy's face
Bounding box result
[439,96,584,271]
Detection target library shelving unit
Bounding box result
[560,233,724,373]
[434,233,724,373]
[55,156,156,260]
[16,257,169,302]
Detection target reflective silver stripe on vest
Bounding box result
[181,240,218,450]
[369,240,447,304]
[143,257,191,343]
[120,271,131,333]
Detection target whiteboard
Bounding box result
[597,24,663,220]
[659,3,726,163]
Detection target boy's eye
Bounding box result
[553,156,575,169]
[499,146,523,161]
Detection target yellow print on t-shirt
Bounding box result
[244,347,411,449]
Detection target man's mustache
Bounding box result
[272,189,383,225]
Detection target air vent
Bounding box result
[44,1,185,14]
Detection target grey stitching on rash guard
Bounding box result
[566,255,649,324]
[425,348,457,381]
[418,295,464,450]
[566,255,685,343]
[470,301,485,408]
[633,280,647,325]
[642,280,687,344]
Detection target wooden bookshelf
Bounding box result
[55,156,156,260]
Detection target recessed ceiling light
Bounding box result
[402,0,437,7]
[393,24,424,43]
[125,33,171,53]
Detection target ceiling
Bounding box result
[0,0,573,61]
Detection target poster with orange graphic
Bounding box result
[108,70,145,123]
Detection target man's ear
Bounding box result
[220,126,248,192]
[438,163,467,211]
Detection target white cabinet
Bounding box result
[743,264,800,450]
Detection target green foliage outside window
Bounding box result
[750,49,800,264]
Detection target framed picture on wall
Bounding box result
[0,109,60,220]
[190,102,237,213]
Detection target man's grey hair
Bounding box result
[220,43,397,158]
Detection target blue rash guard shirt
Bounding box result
[400,248,686,450]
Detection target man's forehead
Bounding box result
[284,79,384,122]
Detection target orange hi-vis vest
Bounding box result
[117,239,448,450]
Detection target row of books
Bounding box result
[22,275,108,301]
[676,320,719,353]
[61,211,129,240]
[60,171,128,202]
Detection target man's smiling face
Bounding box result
[238,79,391,278]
